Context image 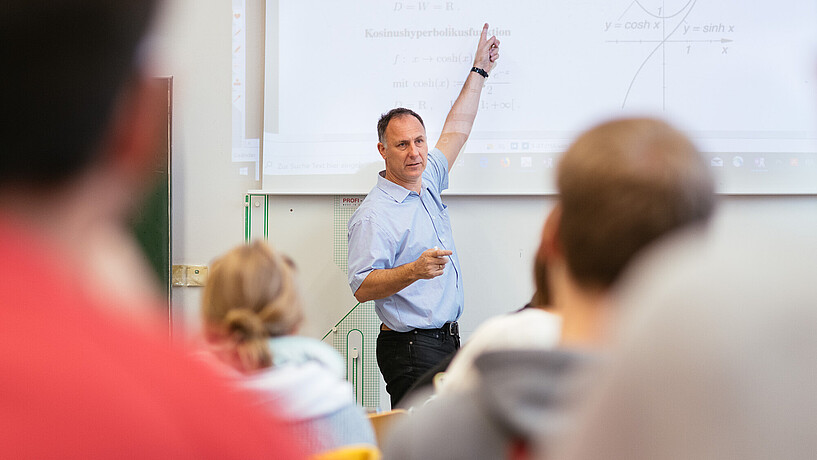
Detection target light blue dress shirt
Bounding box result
[347,148,463,332]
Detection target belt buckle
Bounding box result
[447,321,459,336]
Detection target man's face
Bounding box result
[378,115,428,190]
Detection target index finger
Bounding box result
[480,23,489,41]
[435,249,453,257]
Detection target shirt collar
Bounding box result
[376,170,417,202]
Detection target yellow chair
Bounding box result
[311,443,381,460]
[367,409,408,448]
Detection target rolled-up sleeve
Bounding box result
[424,148,449,194]
[348,217,395,295]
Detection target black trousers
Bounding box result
[376,324,460,408]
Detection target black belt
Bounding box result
[382,321,459,338]
[442,321,460,337]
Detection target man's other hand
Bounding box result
[413,248,453,279]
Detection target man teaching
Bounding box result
[348,23,500,407]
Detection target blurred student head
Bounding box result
[536,118,715,348]
[202,240,305,373]
[1,0,162,190]
[531,234,551,308]
[0,1,167,313]
[543,117,715,292]
[557,224,817,460]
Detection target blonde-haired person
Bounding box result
[201,240,376,455]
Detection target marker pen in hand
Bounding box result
[435,246,452,259]
[434,246,444,272]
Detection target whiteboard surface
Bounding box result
[263,0,817,194]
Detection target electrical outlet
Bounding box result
[186,265,209,287]
[172,264,209,287]
[171,265,186,286]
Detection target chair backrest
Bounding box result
[311,443,381,460]
[367,409,408,448]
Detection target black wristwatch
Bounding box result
[471,67,489,78]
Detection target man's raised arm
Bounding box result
[436,23,501,170]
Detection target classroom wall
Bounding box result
[154,1,817,341]
[154,0,264,339]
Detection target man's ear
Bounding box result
[100,75,165,182]
[377,142,387,160]
[541,203,564,260]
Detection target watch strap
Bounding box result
[470,66,489,78]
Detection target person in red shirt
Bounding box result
[0,1,303,457]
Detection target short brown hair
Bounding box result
[377,107,425,143]
[556,118,715,289]
[532,238,551,307]
[201,241,304,373]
